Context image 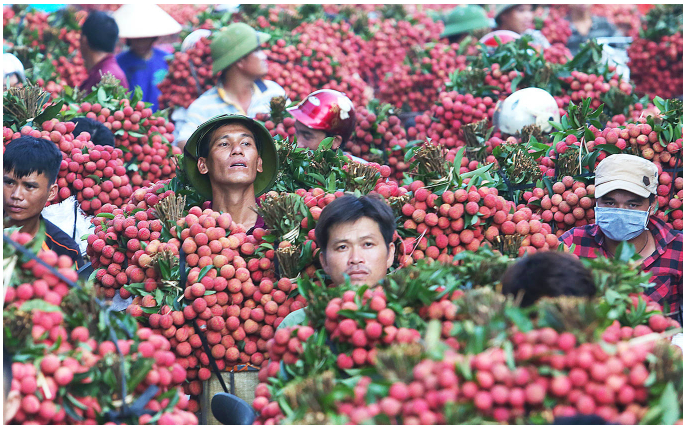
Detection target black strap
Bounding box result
[192,319,229,394]
[72,198,78,241]
[180,248,229,394]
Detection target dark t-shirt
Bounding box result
[43,218,85,269]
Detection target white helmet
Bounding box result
[3,53,26,84]
[493,87,560,135]
[181,29,212,53]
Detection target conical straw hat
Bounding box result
[113,4,182,39]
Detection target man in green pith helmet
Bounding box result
[439,5,495,44]
[182,114,279,233]
[175,23,286,148]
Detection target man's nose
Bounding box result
[231,143,245,155]
[10,186,23,200]
[348,246,364,264]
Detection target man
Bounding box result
[182,114,278,231]
[560,154,682,323]
[3,53,26,90]
[566,4,623,56]
[113,4,182,112]
[439,5,494,44]
[493,4,550,48]
[175,23,286,148]
[279,194,397,329]
[79,11,129,93]
[3,350,20,424]
[287,89,356,152]
[3,136,84,269]
[500,251,596,307]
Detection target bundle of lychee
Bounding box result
[407,91,494,149]
[3,118,133,216]
[157,35,216,111]
[525,177,597,237]
[534,5,572,45]
[254,95,297,142]
[69,80,181,187]
[3,230,197,425]
[377,42,469,113]
[560,70,634,109]
[344,101,412,179]
[627,4,683,99]
[356,14,445,86]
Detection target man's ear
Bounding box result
[386,242,395,269]
[257,156,263,174]
[331,135,343,150]
[197,157,208,175]
[319,250,328,271]
[47,183,59,203]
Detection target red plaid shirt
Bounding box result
[560,216,683,323]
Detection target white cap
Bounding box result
[112,4,182,39]
[181,29,212,52]
[3,53,26,83]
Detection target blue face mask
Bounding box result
[594,206,650,242]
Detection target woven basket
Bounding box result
[200,364,260,425]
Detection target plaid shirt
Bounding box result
[560,216,683,323]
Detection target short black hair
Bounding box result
[4,348,12,399]
[3,136,62,186]
[81,11,119,53]
[501,251,596,307]
[315,194,396,255]
[72,117,115,147]
[198,121,262,159]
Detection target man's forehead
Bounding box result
[329,217,384,240]
[3,170,46,181]
[210,123,254,141]
[600,189,646,201]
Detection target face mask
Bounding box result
[594,206,650,242]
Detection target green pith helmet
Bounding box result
[440,5,494,38]
[493,4,517,22]
[210,22,271,74]
[182,114,278,199]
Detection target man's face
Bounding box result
[500,5,533,34]
[128,37,157,58]
[596,189,653,212]
[294,120,342,151]
[238,49,269,78]
[3,170,56,225]
[3,74,20,91]
[320,217,395,287]
[197,123,263,189]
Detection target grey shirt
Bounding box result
[567,16,622,56]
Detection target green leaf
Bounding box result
[34,100,64,125]
[658,383,680,425]
[20,299,62,313]
[197,265,213,281]
[594,144,621,155]
[504,307,533,332]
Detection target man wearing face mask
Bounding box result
[560,154,683,324]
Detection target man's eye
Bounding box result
[364,242,374,247]
[337,245,347,251]
[242,141,251,146]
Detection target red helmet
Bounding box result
[287,89,356,143]
[479,30,521,47]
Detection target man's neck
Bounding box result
[86,51,110,71]
[10,216,42,238]
[603,229,652,257]
[570,9,590,23]
[211,185,258,229]
[221,69,256,107]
